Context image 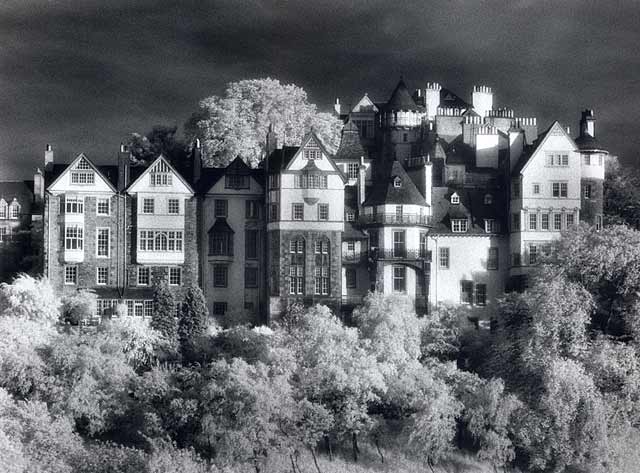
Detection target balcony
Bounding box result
[341,294,366,305]
[359,213,432,227]
[370,248,432,263]
[342,252,367,264]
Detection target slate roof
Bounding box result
[264,146,299,173]
[574,134,607,152]
[445,139,475,167]
[208,218,234,234]
[430,187,503,235]
[440,88,470,109]
[334,120,367,160]
[0,181,34,204]
[363,160,427,206]
[384,78,422,111]
[343,222,368,240]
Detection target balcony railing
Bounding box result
[359,213,432,226]
[342,252,366,263]
[341,294,366,305]
[370,248,432,262]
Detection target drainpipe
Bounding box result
[430,235,438,312]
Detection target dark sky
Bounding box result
[1,0,639,179]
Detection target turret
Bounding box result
[472,85,493,118]
[580,109,596,137]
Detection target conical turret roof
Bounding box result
[385,78,421,111]
[334,119,367,160]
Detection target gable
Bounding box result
[285,133,344,176]
[521,122,578,175]
[127,156,194,195]
[351,94,378,113]
[47,154,116,195]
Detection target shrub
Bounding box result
[61,290,97,325]
[0,274,60,322]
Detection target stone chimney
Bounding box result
[472,85,493,118]
[33,168,44,205]
[580,109,595,137]
[265,123,278,157]
[334,98,341,116]
[357,157,367,207]
[192,138,202,185]
[117,143,130,192]
[44,144,54,171]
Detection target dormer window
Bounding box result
[393,177,402,188]
[70,158,95,185]
[0,200,7,219]
[9,201,20,219]
[484,194,493,205]
[450,193,460,204]
[150,173,172,186]
[451,219,468,233]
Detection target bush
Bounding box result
[0,274,60,322]
[61,290,97,325]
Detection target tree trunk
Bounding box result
[289,454,297,473]
[309,446,323,473]
[324,436,333,461]
[374,436,384,463]
[427,458,436,473]
[352,433,359,462]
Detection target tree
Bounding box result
[604,156,640,228]
[151,279,177,347]
[61,289,97,325]
[186,78,343,168]
[178,285,209,353]
[0,274,60,322]
[127,125,191,180]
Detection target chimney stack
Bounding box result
[265,123,278,157]
[580,109,596,137]
[44,144,54,171]
[334,98,341,116]
[33,168,44,205]
[117,143,130,192]
[192,138,202,185]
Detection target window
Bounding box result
[245,230,259,259]
[245,200,260,219]
[513,253,522,267]
[96,228,109,257]
[347,163,359,179]
[419,233,428,258]
[346,268,357,288]
[485,219,496,233]
[303,148,321,160]
[534,214,546,231]
[168,199,180,214]
[289,239,305,295]
[450,193,460,204]
[64,266,77,285]
[314,240,330,296]
[225,175,248,189]
[97,198,110,215]
[144,300,153,317]
[583,184,592,199]
[295,174,328,189]
[369,229,379,249]
[71,171,95,184]
[346,211,355,222]
[546,153,569,166]
[529,213,537,230]
[393,231,406,257]
[393,177,402,188]
[150,173,172,186]
[65,225,83,250]
[65,196,84,214]
[553,214,562,231]
[566,213,575,227]
[475,284,487,306]
[488,247,499,270]
[137,267,150,285]
[245,267,259,288]
[598,155,603,166]
[209,231,233,256]
[0,201,6,219]
[596,215,603,231]
[346,241,355,253]
[451,219,468,233]
[142,198,155,214]
[532,183,540,195]
[510,213,519,232]
[96,267,108,285]
[512,180,520,198]
[9,202,20,219]
[292,203,304,221]
[213,302,227,316]
[393,266,406,292]
[213,265,228,287]
[318,203,329,221]
[583,154,591,165]
[269,204,278,221]
[0,227,9,242]
[214,200,227,218]
[403,133,408,142]
[460,281,473,304]
[484,194,493,205]
[529,244,538,265]
[395,205,403,222]
[139,230,183,252]
[439,247,450,269]
[169,267,181,285]
[552,182,568,198]
[268,174,280,189]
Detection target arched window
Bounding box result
[9,201,20,219]
[154,233,168,251]
[0,200,6,219]
[314,239,330,296]
[289,238,305,295]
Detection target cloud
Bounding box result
[1,0,639,178]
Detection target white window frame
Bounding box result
[65,225,84,250]
[169,267,182,286]
[96,198,110,216]
[292,203,304,221]
[451,219,468,233]
[318,203,329,221]
[167,198,180,215]
[96,227,110,258]
[450,193,460,204]
[65,196,84,214]
[96,267,108,285]
[142,198,155,214]
[137,267,150,286]
[439,247,450,269]
[64,266,78,285]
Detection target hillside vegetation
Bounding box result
[2,225,640,472]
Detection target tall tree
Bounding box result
[185,78,343,168]
[126,125,191,179]
[151,279,177,347]
[177,285,208,353]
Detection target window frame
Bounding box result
[346,268,357,289]
[245,266,259,288]
[96,198,110,216]
[167,198,180,215]
[142,198,155,214]
[137,267,150,286]
[488,247,499,270]
[96,267,108,285]
[169,267,181,286]
[439,247,450,269]
[393,266,406,292]
[214,199,228,218]
[318,203,329,221]
[96,227,110,258]
[213,265,228,288]
[292,203,304,221]
[64,266,78,285]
